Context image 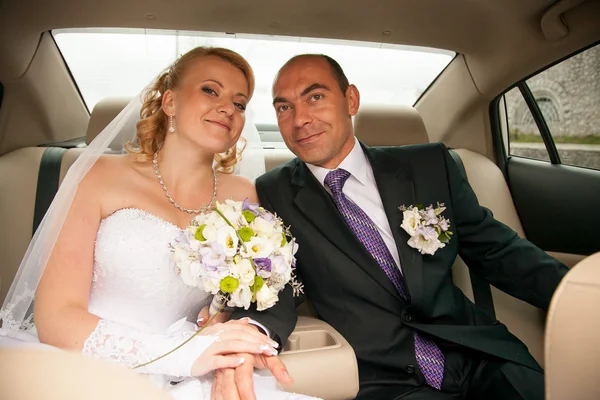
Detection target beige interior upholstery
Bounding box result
[280,317,359,399]
[265,148,296,171]
[452,149,546,366]
[0,347,171,400]
[85,97,136,147]
[0,147,46,303]
[354,104,429,146]
[545,251,600,400]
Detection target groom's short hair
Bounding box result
[278,54,350,95]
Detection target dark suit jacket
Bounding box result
[235,142,568,382]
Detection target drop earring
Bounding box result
[168,114,175,133]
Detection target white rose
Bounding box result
[199,245,225,268]
[271,255,292,282]
[407,234,445,255]
[215,202,241,226]
[193,214,207,226]
[188,237,200,251]
[240,236,274,259]
[179,259,203,288]
[173,246,189,265]
[205,212,227,230]
[202,225,218,242]
[202,277,221,295]
[216,226,239,257]
[255,285,279,311]
[420,238,445,255]
[278,242,294,265]
[269,232,284,249]
[231,258,256,285]
[229,286,252,310]
[205,264,230,285]
[223,199,242,211]
[401,208,421,236]
[252,217,276,236]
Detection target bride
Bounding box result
[0,46,319,400]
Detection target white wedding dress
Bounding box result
[0,207,319,400]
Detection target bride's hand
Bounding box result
[197,306,231,326]
[190,318,279,376]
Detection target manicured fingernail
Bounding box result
[196,317,205,325]
[238,357,245,365]
[270,340,279,348]
[259,344,270,351]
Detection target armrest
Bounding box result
[279,316,359,400]
[0,347,171,400]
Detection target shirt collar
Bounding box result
[306,137,369,188]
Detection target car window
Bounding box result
[500,43,600,170]
[53,28,454,146]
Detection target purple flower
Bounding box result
[440,219,449,232]
[242,198,259,215]
[199,244,225,268]
[254,257,272,278]
[259,211,274,222]
[418,225,438,241]
[422,209,436,225]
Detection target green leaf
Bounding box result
[238,227,255,242]
[280,232,287,247]
[438,231,451,243]
[194,225,207,241]
[242,210,256,223]
[415,203,424,210]
[251,276,264,293]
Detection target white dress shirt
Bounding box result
[306,137,403,274]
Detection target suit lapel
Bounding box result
[291,160,402,301]
[365,145,425,308]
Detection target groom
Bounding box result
[219,54,569,399]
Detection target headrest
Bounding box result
[545,251,600,399]
[86,97,134,146]
[354,104,429,146]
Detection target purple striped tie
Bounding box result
[325,168,445,390]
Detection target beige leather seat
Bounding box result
[545,251,600,400]
[0,347,171,400]
[354,104,547,366]
[0,146,48,303]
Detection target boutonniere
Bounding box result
[399,203,452,255]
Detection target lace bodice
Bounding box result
[89,208,211,332]
[79,208,215,378]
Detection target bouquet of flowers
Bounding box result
[171,199,303,315]
[134,199,302,370]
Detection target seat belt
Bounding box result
[448,149,497,319]
[33,147,67,236]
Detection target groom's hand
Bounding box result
[212,352,293,400]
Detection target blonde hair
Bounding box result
[127,47,255,173]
